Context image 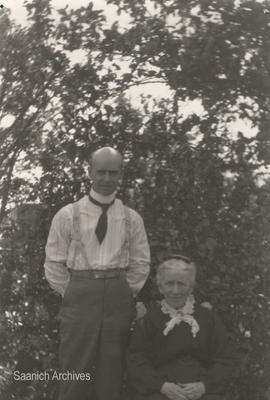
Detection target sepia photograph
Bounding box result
[0,0,269,399]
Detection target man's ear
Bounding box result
[120,167,124,179]
[118,169,123,185]
[88,165,92,180]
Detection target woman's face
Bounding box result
[158,268,194,309]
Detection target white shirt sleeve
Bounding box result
[44,206,72,297]
[126,211,150,297]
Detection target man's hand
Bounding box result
[135,301,147,320]
[178,382,206,400]
[161,382,188,400]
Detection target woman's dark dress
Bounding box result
[127,302,235,400]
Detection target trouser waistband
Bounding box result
[70,268,125,279]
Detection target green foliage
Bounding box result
[0,206,60,399]
[0,0,270,399]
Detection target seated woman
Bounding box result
[127,255,236,400]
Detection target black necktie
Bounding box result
[89,195,115,244]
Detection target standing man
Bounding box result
[44,147,150,400]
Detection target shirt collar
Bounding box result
[89,187,116,204]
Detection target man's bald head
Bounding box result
[90,147,123,169]
[88,147,124,196]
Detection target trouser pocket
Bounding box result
[120,275,134,299]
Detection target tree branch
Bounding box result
[113,79,168,95]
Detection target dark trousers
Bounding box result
[58,273,134,400]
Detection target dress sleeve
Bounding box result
[44,206,72,297]
[126,211,150,297]
[127,313,166,395]
[202,311,238,395]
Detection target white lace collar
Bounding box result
[160,294,200,337]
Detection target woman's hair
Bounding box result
[156,256,197,285]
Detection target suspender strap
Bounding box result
[72,202,81,241]
[72,201,90,269]
[121,205,131,267]
[71,202,80,269]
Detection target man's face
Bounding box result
[89,153,123,196]
[158,267,194,309]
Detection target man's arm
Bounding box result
[126,211,150,297]
[44,206,72,297]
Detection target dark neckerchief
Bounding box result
[88,194,115,244]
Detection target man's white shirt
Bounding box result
[44,189,150,297]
